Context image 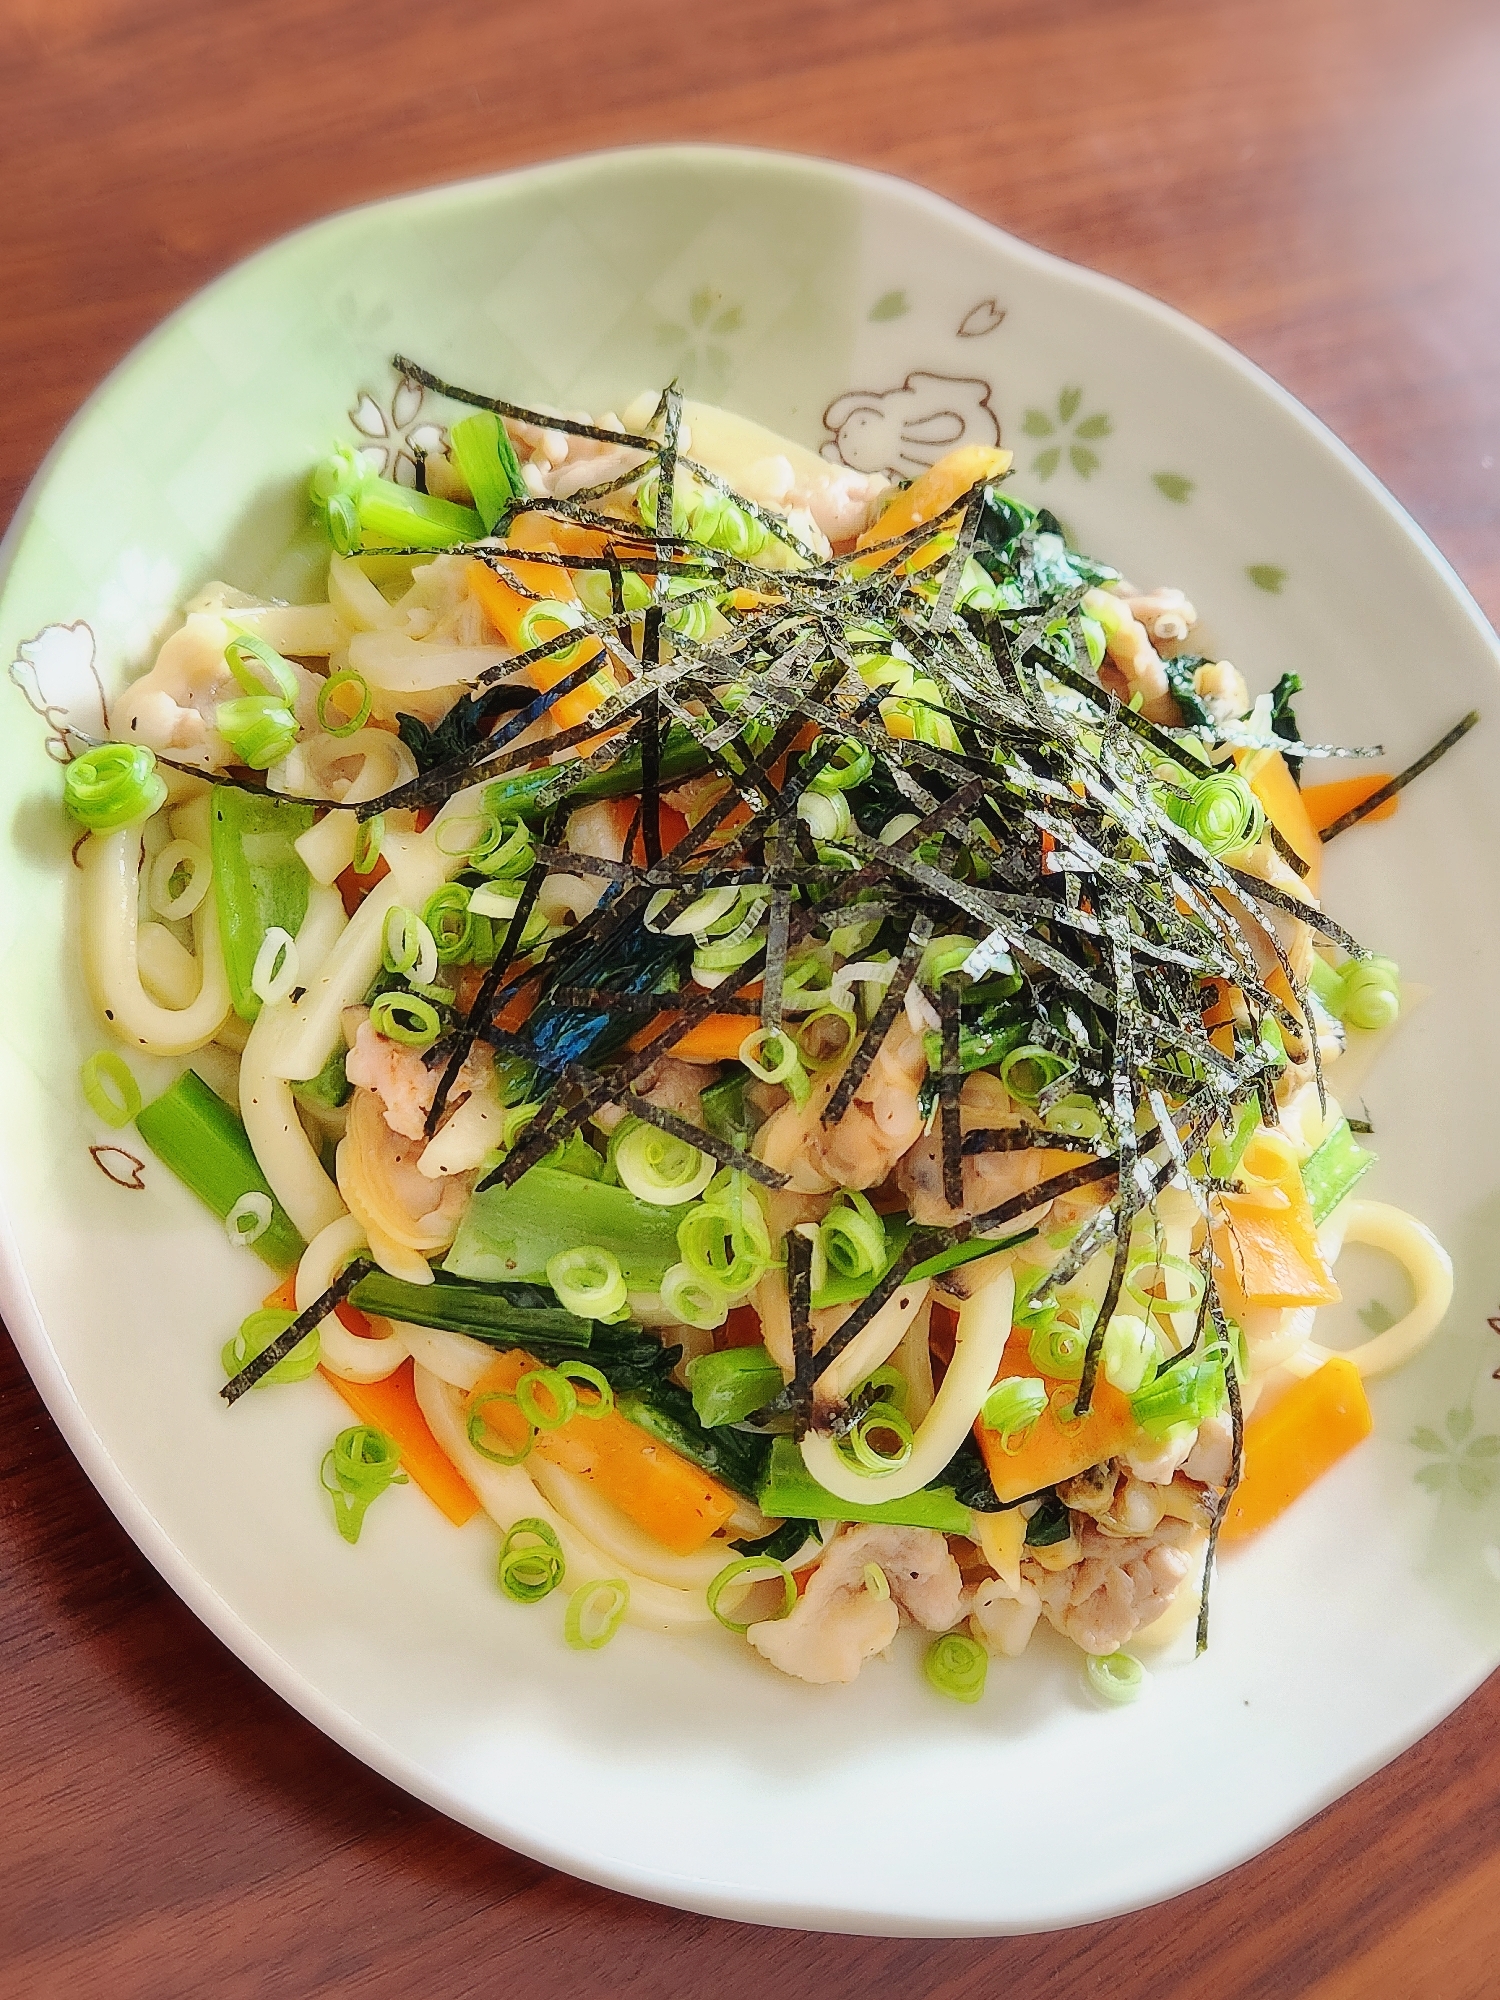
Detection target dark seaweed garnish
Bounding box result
[204,357,1478,1647]
[1317,710,1480,841]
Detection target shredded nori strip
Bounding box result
[1317,710,1480,840]
[822,914,933,1127]
[787,1228,816,1439]
[220,1259,373,1404]
[181,358,1443,1672]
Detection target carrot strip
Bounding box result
[1301,772,1397,834]
[1219,1356,1372,1541]
[467,555,616,734]
[1233,748,1322,892]
[974,1331,1140,1504]
[855,445,1013,573]
[1211,1173,1340,1309]
[323,1358,480,1527]
[261,1272,300,1312]
[471,1352,736,1553]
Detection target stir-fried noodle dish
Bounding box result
[62,367,1464,1698]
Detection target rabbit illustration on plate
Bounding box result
[822,372,1001,479]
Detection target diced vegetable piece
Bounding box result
[617,1383,772,1499]
[808,1214,1035,1310]
[210,788,315,1021]
[1210,1172,1340,1308]
[322,1358,479,1527]
[974,1331,1141,1504]
[467,556,614,733]
[757,1437,973,1533]
[446,1164,684,1286]
[471,1352,737,1553]
[358,477,483,550]
[447,410,525,533]
[1300,1120,1376,1225]
[1301,773,1396,834]
[1219,1355,1372,1542]
[136,1070,305,1269]
[686,1343,783,1428]
[349,1268,591,1346]
[663,1012,759,1063]
[1232,748,1322,891]
[293,1043,350,1111]
[856,445,1014,566]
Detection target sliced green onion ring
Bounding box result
[147,838,212,921]
[804,735,873,794]
[706,1555,797,1632]
[565,1577,630,1650]
[225,631,299,704]
[925,1632,989,1704]
[251,926,299,1005]
[382,905,439,987]
[352,814,384,876]
[1085,1649,1147,1705]
[981,1376,1049,1445]
[818,1191,887,1283]
[556,1361,614,1418]
[660,1261,733,1331]
[215,694,299,770]
[613,1121,716,1206]
[546,1245,629,1321]
[368,992,442,1048]
[466,1389,535,1465]
[1101,1312,1159,1395]
[80,1050,141,1128]
[1028,1313,1092,1381]
[223,1306,319,1386]
[999,1044,1076,1104]
[423,883,476,964]
[843,1400,915,1474]
[225,1192,274,1248]
[518,598,590,668]
[498,1518,566,1604]
[516,1367,579,1432]
[64,742,167,831]
[739,1026,810,1105]
[316,668,372,737]
[794,1005,858,1067]
[1043,1093,1105,1142]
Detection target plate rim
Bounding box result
[3,140,1499,1936]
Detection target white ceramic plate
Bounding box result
[3,146,1500,1936]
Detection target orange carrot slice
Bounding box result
[1301,772,1397,834]
[1219,1356,1372,1541]
[323,1358,480,1527]
[471,1352,736,1554]
[1210,1175,1340,1309]
[855,445,1013,572]
[1233,748,1322,892]
[974,1331,1141,1504]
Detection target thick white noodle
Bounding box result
[80,817,232,1055]
[814,1279,931,1408]
[238,883,349,1239]
[1288,1198,1454,1379]
[390,1321,493,1391]
[799,1258,1015,1503]
[297,1213,407,1382]
[228,603,342,655]
[272,801,484,1084]
[413,1369,715,1631]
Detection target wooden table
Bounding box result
[5,0,1500,1991]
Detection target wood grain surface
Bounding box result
[4,1,1500,1993]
